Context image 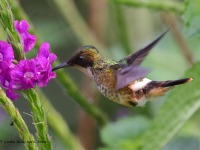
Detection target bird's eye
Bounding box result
[77,55,84,61]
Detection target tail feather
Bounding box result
[161,78,193,87]
[144,78,193,97]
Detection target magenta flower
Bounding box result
[10,59,38,90]
[0,20,57,100]
[6,88,19,100]
[0,64,19,100]
[35,42,57,87]
[0,64,13,89]
[14,20,36,53]
[0,41,14,69]
[0,42,18,100]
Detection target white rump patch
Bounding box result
[129,78,151,91]
[137,97,148,107]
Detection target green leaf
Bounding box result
[139,62,200,150]
[100,116,150,149]
[183,0,200,37]
[164,136,199,150]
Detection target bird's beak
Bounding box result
[52,62,70,71]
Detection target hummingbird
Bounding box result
[53,31,192,107]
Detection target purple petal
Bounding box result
[0,66,13,89]
[37,71,56,87]
[37,42,50,58]
[35,42,57,87]
[0,41,14,67]
[14,20,37,53]
[14,20,29,33]
[20,33,36,53]
[49,53,57,62]
[6,89,19,100]
[10,59,38,90]
[37,42,57,61]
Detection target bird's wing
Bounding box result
[119,29,169,66]
[116,65,149,90]
[110,64,149,90]
[111,30,169,89]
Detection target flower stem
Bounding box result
[0,88,38,150]
[0,0,25,60]
[39,91,85,150]
[113,0,184,14]
[112,3,132,54]
[22,89,52,150]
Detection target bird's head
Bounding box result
[52,45,101,72]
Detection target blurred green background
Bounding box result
[0,0,200,150]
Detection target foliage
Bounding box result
[100,116,150,150]
[183,0,200,37]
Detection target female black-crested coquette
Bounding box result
[53,31,192,107]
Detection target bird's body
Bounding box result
[91,60,135,106]
[91,65,145,107]
[86,57,190,107]
[53,30,192,107]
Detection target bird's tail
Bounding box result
[160,78,193,87]
[145,78,193,97]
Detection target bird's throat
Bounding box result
[76,66,93,77]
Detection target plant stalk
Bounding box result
[113,0,184,14]
[22,89,52,150]
[0,88,38,150]
[39,91,85,150]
